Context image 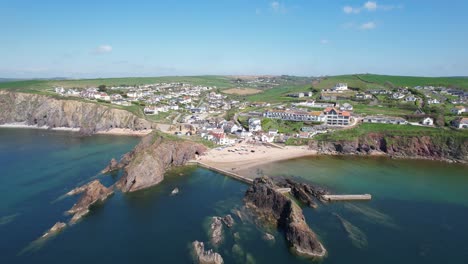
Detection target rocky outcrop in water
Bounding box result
[309,132,468,162]
[67,180,113,224]
[210,217,224,246]
[192,241,224,264]
[41,222,66,238]
[104,132,206,192]
[277,179,329,208]
[244,177,327,258]
[222,214,234,228]
[0,91,155,134]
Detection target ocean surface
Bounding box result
[1,128,468,264]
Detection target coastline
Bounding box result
[197,143,317,177]
[0,123,152,137]
[196,143,467,181]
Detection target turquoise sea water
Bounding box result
[1,128,468,263]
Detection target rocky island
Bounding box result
[244,177,327,259]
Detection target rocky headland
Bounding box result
[0,91,155,135]
[102,132,207,192]
[244,177,327,259]
[309,133,468,163]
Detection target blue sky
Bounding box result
[1,0,467,78]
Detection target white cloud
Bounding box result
[343,6,360,14]
[364,1,378,11]
[320,39,329,45]
[360,21,376,30]
[270,1,287,13]
[271,1,280,11]
[344,1,401,14]
[93,45,113,54]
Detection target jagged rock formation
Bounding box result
[67,180,113,224]
[222,214,234,228]
[41,222,66,238]
[0,91,155,134]
[192,241,224,264]
[210,217,224,246]
[309,133,468,162]
[244,177,327,258]
[104,132,206,192]
[277,179,329,208]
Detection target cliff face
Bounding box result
[0,91,155,134]
[108,132,207,192]
[310,133,468,162]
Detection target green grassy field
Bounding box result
[0,76,235,93]
[245,84,312,102]
[315,123,468,141]
[313,74,468,91]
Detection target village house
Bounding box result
[332,83,348,91]
[264,110,326,122]
[421,117,434,126]
[451,106,466,115]
[451,117,468,129]
[323,108,351,126]
[287,92,312,98]
[268,129,278,136]
[427,98,440,104]
[392,93,405,100]
[363,116,408,125]
[248,118,262,132]
[356,93,373,100]
[144,106,158,115]
[339,103,353,111]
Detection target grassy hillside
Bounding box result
[0,76,235,93]
[314,74,468,91]
[315,123,468,141]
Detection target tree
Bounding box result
[98,85,107,92]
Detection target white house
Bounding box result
[451,106,466,115]
[268,129,278,136]
[421,117,434,126]
[248,118,262,132]
[452,117,468,129]
[427,98,440,104]
[333,83,348,91]
[339,103,353,111]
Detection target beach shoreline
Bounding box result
[197,143,317,178]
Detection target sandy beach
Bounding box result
[95,128,153,137]
[198,143,317,178]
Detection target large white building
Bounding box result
[323,108,351,126]
[248,118,262,132]
[264,110,326,122]
[333,83,348,91]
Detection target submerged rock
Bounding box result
[192,241,224,264]
[171,187,180,195]
[41,222,66,238]
[210,217,224,246]
[67,180,113,224]
[262,233,275,241]
[334,213,368,249]
[244,177,327,258]
[222,214,234,228]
